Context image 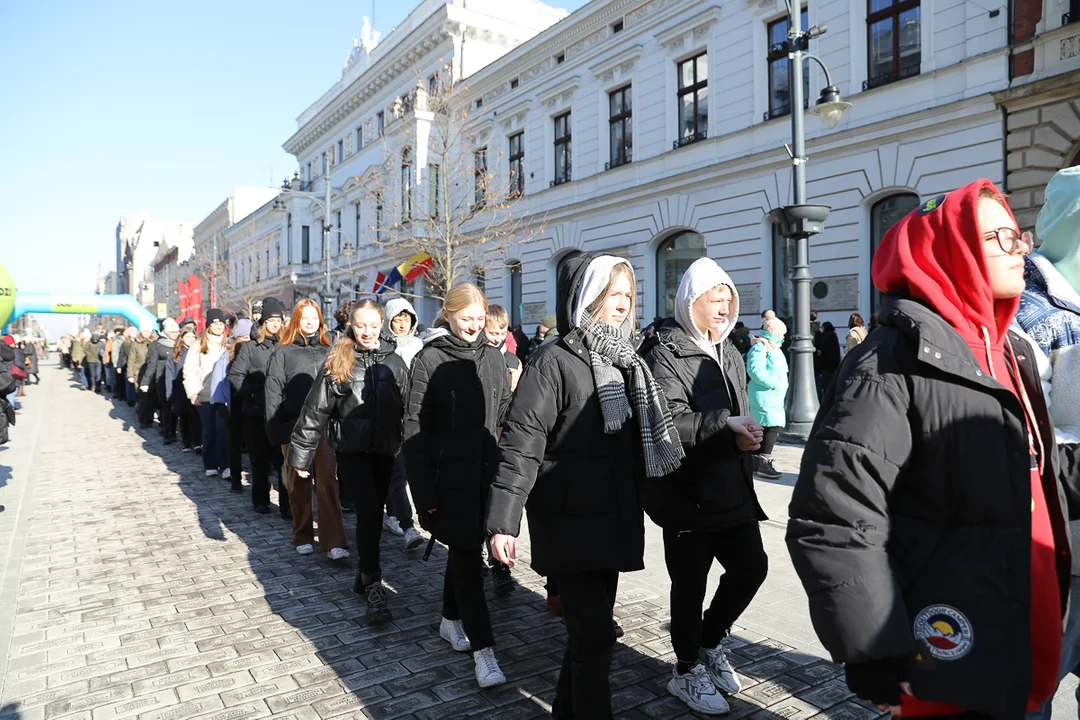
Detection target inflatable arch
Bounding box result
[0,262,159,332]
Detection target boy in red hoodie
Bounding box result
[787,179,1080,719]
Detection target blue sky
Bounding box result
[0,0,588,336]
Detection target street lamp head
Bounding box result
[289,272,298,285]
[808,85,853,130]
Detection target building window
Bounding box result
[356,126,363,149]
[509,132,525,197]
[870,193,920,312]
[354,203,361,249]
[301,225,310,264]
[553,112,572,186]
[608,86,632,170]
[866,0,921,90]
[475,267,486,294]
[322,151,328,173]
[766,10,810,120]
[375,197,384,241]
[337,139,344,162]
[509,261,522,326]
[401,148,413,221]
[474,147,488,208]
[555,52,565,64]
[286,213,292,263]
[377,111,385,136]
[276,242,280,273]
[265,248,270,277]
[676,52,709,148]
[429,164,441,218]
[335,211,342,252]
[657,231,706,317]
[772,224,796,323]
[613,19,624,33]
[510,78,519,89]
[428,74,439,96]
[475,98,484,109]
[305,163,312,182]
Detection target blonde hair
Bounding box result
[255,317,283,345]
[325,300,385,384]
[485,304,509,329]
[584,262,636,324]
[443,283,487,315]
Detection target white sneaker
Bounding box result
[222,468,232,479]
[296,544,314,555]
[205,469,218,477]
[404,527,424,550]
[327,547,350,562]
[439,617,471,652]
[383,513,404,536]
[473,647,506,688]
[668,664,730,715]
[701,645,742,695]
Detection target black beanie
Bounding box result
[206,308,226,326]
[261,297,285,321]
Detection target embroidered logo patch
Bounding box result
[913,605,973,660]
[917,194,947,215]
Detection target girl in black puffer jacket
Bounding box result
[288,300,408,624]
[403,283,511,690]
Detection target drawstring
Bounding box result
[981,327,996,379]
[983,326,1045,476]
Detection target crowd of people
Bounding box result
[19,168,1080,719]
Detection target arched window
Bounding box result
[656,231,706,318]
[508,261,522,326]
[870,193,920,313]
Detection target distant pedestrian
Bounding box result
[183,309,229,478]
[169,330,201,452]
[747,311,789,480]
[845,313,867,354]
[126,325,154,418]
[812,321,840,396]
[142,319,179,442]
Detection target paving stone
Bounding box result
[175,671,256,702]
[263,682,344,714]
[90,689,177,720]
[218,678,299,708]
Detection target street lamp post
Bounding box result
[773,1,853,440]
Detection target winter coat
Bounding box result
[165,350,183,407]
[787,295,1080,718]
[746,334,789,429]
[210,352,230,407]
[126,338,152,382]
[23,346,38,374]
[487,253,646,576]
[404,330,511,549]
[288,339,409,469]
[264,334,331,446]
[83,339,103,364]
[182,334,226,403]
[71,339,85,364]
[813,329,840,376]
[845,325,868,354]
[0,346,12,445]
[117,340,132,370]
[384,297,423,368]
[141,338,173,392]
[229,335,279,419]
[169,348,194,415]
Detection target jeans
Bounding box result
[1029,575,1080,719]
[664,522,769,663]
[104,365,114,390]
[85,362,102,390]
[197,403,228,472]
[442,545,495,650]
[125,379,136,403]
[385,453,415,530]
[549,570,619,719]
[337,453,394,577]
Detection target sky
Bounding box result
[0,0,589,337]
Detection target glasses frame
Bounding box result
[983,227,1034,256]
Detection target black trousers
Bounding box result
[385,453,414,530]
[337,452,394,577]
[549,570,619,719]
[228,400,245,484]
[160,398,175,439]
[244,416,274,507]
[442,545,494,650]
[664,522,768,663]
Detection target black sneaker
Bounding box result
[755,456,782,480]
[364,581,393,625]
[280,509,292,520]
[491,563,516,598]
[230,482,243,494]
[194,445,203,455]
[254,505,270,514]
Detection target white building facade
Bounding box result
[115,213,194,311]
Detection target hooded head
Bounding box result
[383,297,419,338]
[1036,165,1080,292]
[871,179,1025,349]
[674,257,740,350]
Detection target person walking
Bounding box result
[221,318,253,490]
[845,313,868,355]
[746,310,789,480]
[126,324,154,421]
[638,257,768,714]
[118,327,136,405]
[230,298,286,514]
[83,331,104,393]
[105,328,121,392]
[184,309,229,477]
[381,296,424,550]
[812,321,841,396]
[487,255,683,715]
[142,319,179,439]
[787,179,1080,718]
[404,283,511,689]
[170,330,202,453]
[289,300,409,623]
[265,299,347,559]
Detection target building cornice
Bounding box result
[588,45,644,77]
[536,76,583,105]
[653,5,722,48]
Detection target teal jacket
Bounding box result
[746,333,788,428]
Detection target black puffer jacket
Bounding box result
[264,334,330,446]
[787,295,1080,718]
[229,335,279,418]
[142,339,174,398]
[639,320,766,532]
[287,339,408,468]
[486,253,646,577]
[403,330,511,548]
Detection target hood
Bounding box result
[1035,165,1080,292]
[384,297,419,338]
[872,179,1019,351]
[556,253,597,336]
[674,257,740,349]
[344,328,397,360]
[423,327,487,359]
[569,255,634,328]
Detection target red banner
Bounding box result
[177,279,189,322]
[187,274,204,332]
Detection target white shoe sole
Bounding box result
[405,534,424,550]
[476,672,506,688]
[296,546,314,555]
[439,626,471,652]
[667,679,730,715]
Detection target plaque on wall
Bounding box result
[809,274,859,311]
[738,282,761,320]
[521,302,548,325]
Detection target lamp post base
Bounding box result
[780,423,814,445]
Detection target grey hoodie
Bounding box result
[383,297,423,368]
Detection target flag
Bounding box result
[398,252,434,284]
[383,267,403,291]
[366,268,387,294]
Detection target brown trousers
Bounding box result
[281,426,346,551]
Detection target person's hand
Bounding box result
[127,376,134,383]
[296,469,310,478]
[490,533,516,568]
[726,415,763,451]
[190,394,201,406]
[139,386,149,392]
[845,659,912,718]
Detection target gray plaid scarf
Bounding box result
[581,319,684,478]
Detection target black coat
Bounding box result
[229,335,278,418]
[142,339,173,398]
[288,340,408,468]
[403,331,511,548]
[639,320,766,532]
[264,335,330,446]
[486,252,646,577]
[787,295,1080,718]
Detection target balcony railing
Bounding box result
[605,149,633,171]
[673,129,708,150]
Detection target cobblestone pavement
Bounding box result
[0,362,1071,719]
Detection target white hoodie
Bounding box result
[673,257,740,363]
[383,297,423,368]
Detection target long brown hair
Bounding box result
[279,299,330,347]
[197,323,228,354]
[173,330,195,361]
[255,319,282,345]
[325,300,384,384]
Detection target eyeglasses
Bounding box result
[983,227,1034,256]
